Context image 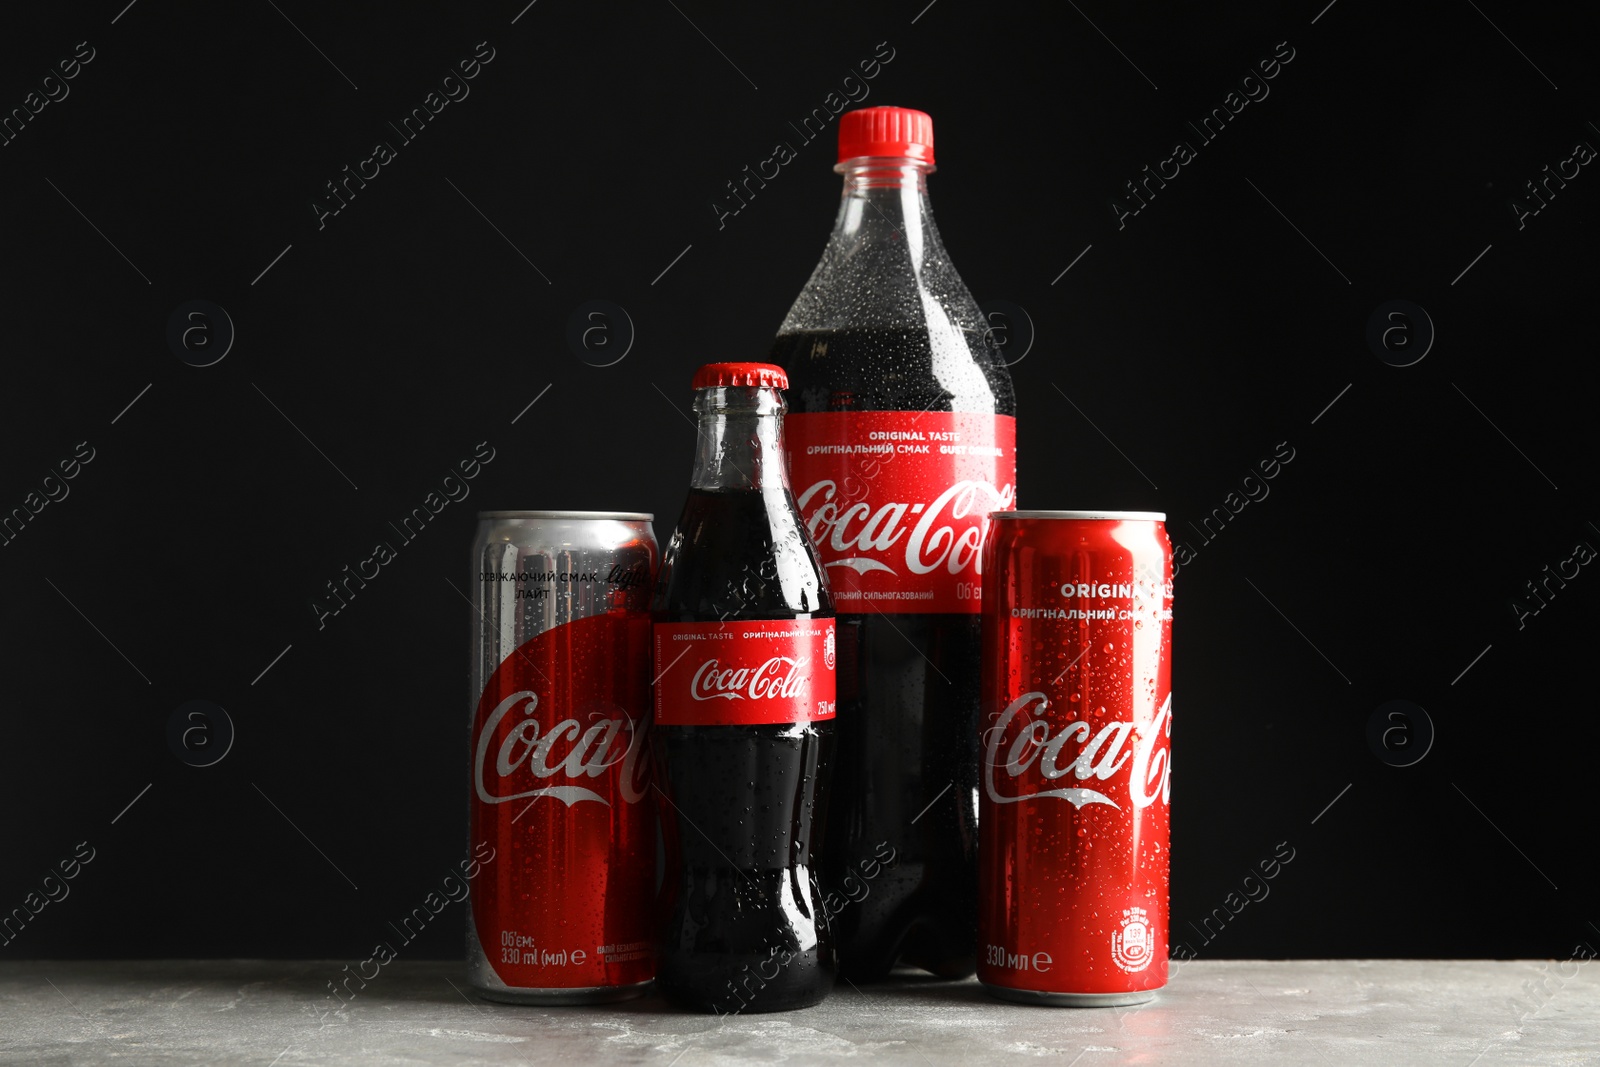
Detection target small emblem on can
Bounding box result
[1112,907,1153,973]
[824,628,837,670]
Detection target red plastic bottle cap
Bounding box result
[692,362,789,390]
[837,106,934,164]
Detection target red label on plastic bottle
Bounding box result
[653,619,837,726]
[785,412,1017,614]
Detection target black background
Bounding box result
[2,0,1594,963]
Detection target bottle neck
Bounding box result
[831,159,942,263]
[690,386,791,491]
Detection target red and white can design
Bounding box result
[978,511,1173,1006]
[466,512,658,1004]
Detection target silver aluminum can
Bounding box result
[466,511,658,1004]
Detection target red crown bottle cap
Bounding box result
[691,362,789,390]
[838,106,934,164]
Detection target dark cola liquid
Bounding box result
[773,326,1015,981]
[652,487,836,1013]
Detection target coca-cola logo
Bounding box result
[691,656,810,702]
[983,692,1171,810]
[796,478,1016,578]
[473,691,649,809]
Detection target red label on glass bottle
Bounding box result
[654,619,837,726]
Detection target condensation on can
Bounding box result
[466,511,659,1004]
[977,510,1173,1005]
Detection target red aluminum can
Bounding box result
[466,511,658,1004]
[978,511,1173,1006]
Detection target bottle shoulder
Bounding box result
[771,328,1016,416]
[778,247,990,335]
[774,192,1015,416]
[651,488,834,619]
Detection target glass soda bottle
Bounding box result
[650,362,839,1013]
[771,107,1016,980]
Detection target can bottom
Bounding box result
[472,979,653,1006]
[981,982,1160,1008]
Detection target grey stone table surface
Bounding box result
[1,960,1596,1066]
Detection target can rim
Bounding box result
[477,510,654,521]
[991,509,1166,522]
